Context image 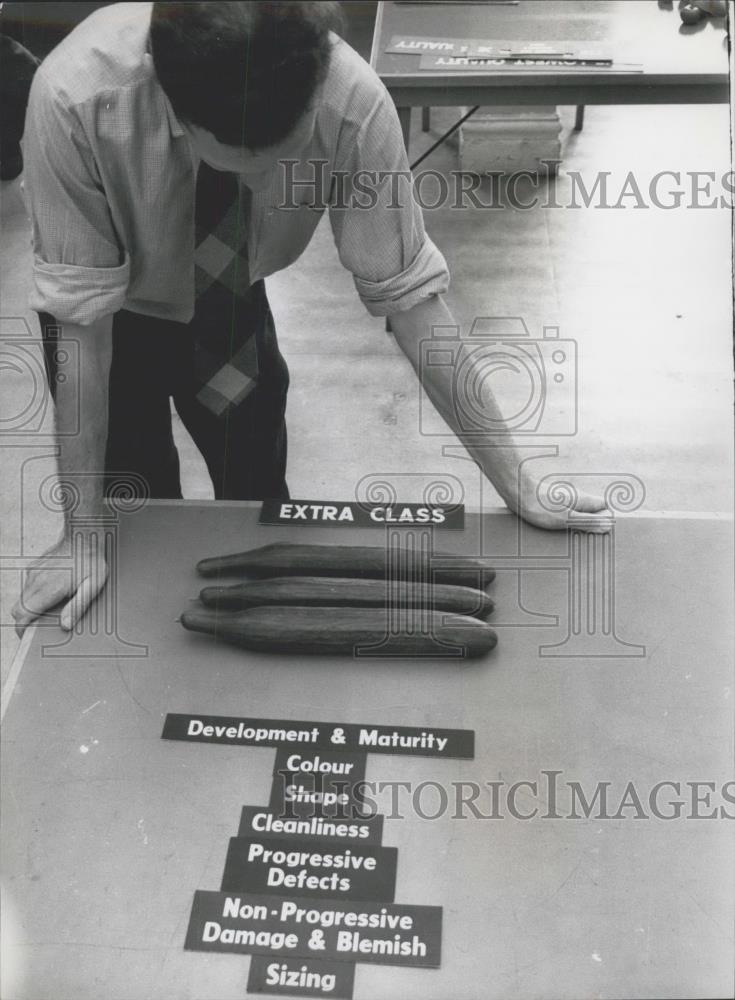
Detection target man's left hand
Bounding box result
[508,476,613,532]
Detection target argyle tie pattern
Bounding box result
[193,160,258,417]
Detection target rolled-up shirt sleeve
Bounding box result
[21,69,129,325]
[328,89,450,317]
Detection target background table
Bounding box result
[371,0,731,148]
[2,502,733,999]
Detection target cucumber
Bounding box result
[199,576,494,618]
[196,543,495,587]
[180,606,497,658]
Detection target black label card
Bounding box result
[259,500,464,529]
[270,749,367,819]
[221,836,397,902]
[238,807,384,846]
[247,957,355,998]
[385,35,471,55]
[162,714,474,759]
[185,892,442,967]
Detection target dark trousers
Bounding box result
[38,281,289,500]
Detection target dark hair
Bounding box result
[150,2,342,149]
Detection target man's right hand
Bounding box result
[13,314,115,638]
[11,531,110,638]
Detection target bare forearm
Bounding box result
[12,315,114,636]
[389,296,522,504]
[390,296,612,531]
[53,315,113,526]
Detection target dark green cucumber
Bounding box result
[180,606,497,658]
[196,543,495,587]
[199,576,494,618]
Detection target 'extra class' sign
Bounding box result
[260,500,464,529]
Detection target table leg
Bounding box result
[422,106,431,132]
[574,105,585,132]
[397,106,411,156]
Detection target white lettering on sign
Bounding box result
[260,499,462,528]
[185,719,321,743]
[358,729,449,753]
[394,39,454,50]
[432,55,609,68]
[267,867,350,893]
[265,962,337,993]
[250,812,372,840]
[369,506,446,524]
[284,785,349,807]
[222,897,269,920]
[285,754,356,775]
[278,900,415,930]
[279,503,355,523]
[242,839,389,894]
[335,931,427,956]
[246,842,377,873]
[202,921,298,949]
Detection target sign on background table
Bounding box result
[371,0,730,148]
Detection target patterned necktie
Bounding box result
[193,160,258,416]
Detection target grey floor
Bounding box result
[1,101,733,679]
